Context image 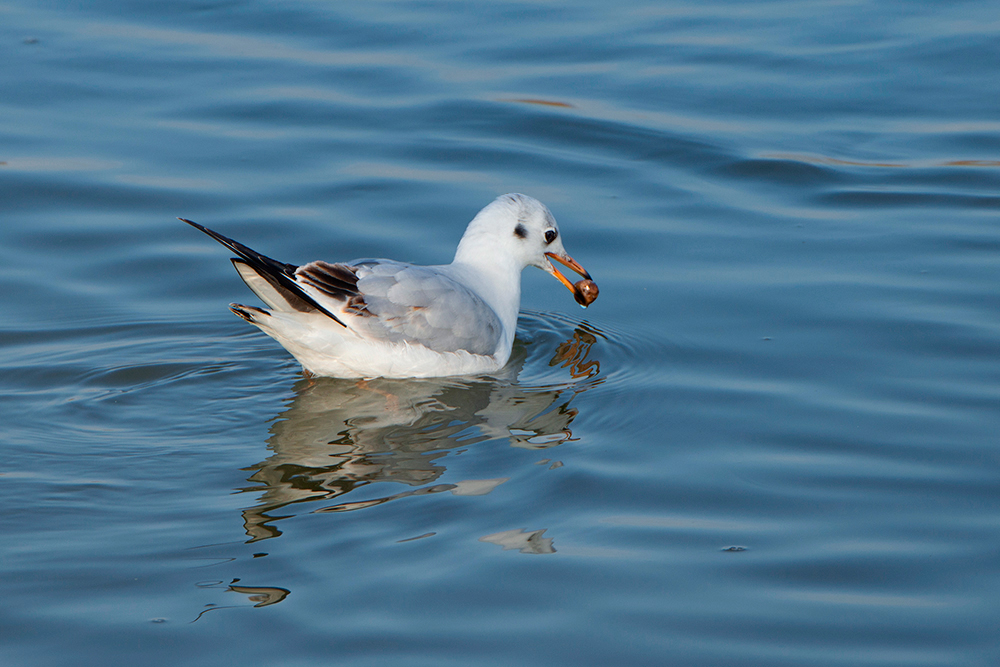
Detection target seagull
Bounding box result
[181,193,598,378]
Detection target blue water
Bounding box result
[3,1,1000,665]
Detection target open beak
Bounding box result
[544,251,596,307]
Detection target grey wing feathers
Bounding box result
[345,261,502,356]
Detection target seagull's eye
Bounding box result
[544,229,557,244]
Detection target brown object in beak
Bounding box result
[544,251,597,307]
[573,279,599,307]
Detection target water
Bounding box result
[3,1,1000,665]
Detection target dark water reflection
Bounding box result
[240,320,603,542]
[190,582,291,622]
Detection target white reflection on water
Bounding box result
[479,528,555,555]
[238,321,604,542]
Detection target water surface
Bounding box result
[3,1,1000,665]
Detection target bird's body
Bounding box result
[182,193,596,378]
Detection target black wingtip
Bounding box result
[179,217,270,265]
[182,216,349,329]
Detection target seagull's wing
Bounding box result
[181,218,502,356]
[297,259,502,356]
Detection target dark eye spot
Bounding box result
[514,224,527,239]
[544,229,557,244]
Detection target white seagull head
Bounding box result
[454,193,595,306]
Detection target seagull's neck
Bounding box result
[447,253,523,349]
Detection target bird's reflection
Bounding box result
[191,579,290,622]
[238,320,604,542]
[480,528,556,554]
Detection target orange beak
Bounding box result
[544,252,595,306]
